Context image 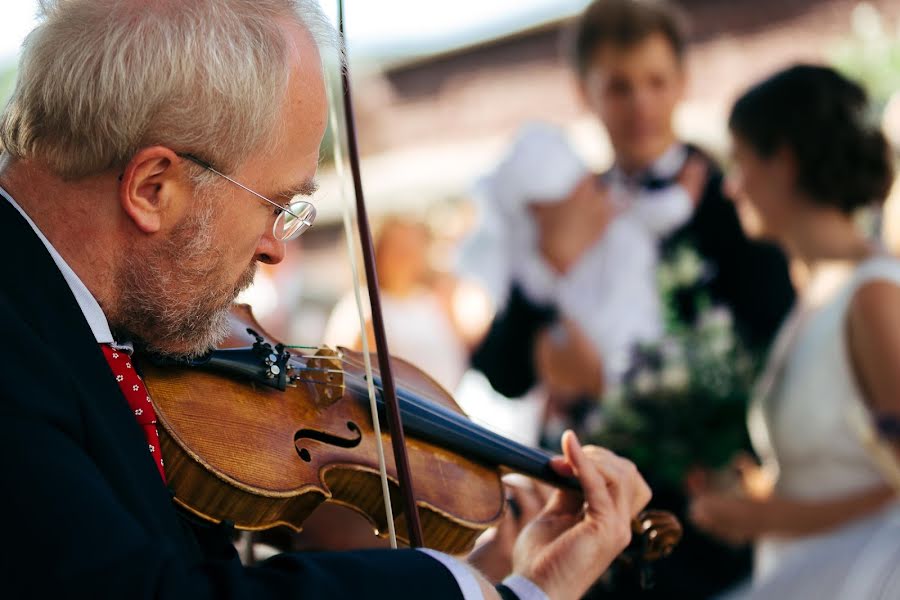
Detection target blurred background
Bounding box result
[3,0,900,440]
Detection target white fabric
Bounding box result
[501,574,549,600]
[457,131,695,385]
[1,185,118,347]
[721,506,900,600]
[741,255,900,599]
[323,288,468,393]
[417,549,484,600]
[606,144,694,239]
[4,186,478,599]
[475,122,588,211]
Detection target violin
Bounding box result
[141,305,681,563]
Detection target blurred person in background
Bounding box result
[324,217,470,392]
[459,121,666,432]
[465,0,796,597]
[301,217,470,556]
[296,217,550,575]
[691,64,900,600]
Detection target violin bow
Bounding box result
[334,0,426,549]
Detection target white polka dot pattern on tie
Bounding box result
[99,344,166,483]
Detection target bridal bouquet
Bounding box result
[587,246,759,489]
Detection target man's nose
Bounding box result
[254,230,286,265]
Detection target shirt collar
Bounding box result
[0,185,129,349]
[608,143,688,188]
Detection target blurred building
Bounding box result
[320,0,899,219]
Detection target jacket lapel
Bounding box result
[0,197,196,551]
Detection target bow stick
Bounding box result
[335,0,425,548]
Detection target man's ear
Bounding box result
[118,146,188,234]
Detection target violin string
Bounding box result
[285,354,557,469]
[288,355,551,459]
[326,44,398,548]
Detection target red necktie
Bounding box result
[100,344,166,483]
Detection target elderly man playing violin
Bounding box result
[0,1,650,599]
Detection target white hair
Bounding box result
[0,0,334,180]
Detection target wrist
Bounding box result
[467,534,512,584]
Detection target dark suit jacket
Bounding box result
[0,198,463,599]
[471,154,795,398]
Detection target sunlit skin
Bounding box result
[534,34,689,398]
[375,220,431,296]
[723,136,798,243]
[200,23,326,285]
[579,32,685,173]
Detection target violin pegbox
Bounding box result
[303,347,345,407]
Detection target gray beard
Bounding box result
[112,198,257,358]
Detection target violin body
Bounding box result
[143,305,681,563]
[143,306,504,554]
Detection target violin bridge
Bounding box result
[304,347,345,407]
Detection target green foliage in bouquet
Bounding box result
[588,246,759,489]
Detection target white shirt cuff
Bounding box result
[501,574,549,600]
[417,548,483,600]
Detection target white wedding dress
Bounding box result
[731,255,900,599]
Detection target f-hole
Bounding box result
[295,421,363,462]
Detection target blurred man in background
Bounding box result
[468,0,796,597]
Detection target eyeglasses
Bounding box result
[178,152,317,241]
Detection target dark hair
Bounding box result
[568,0,688,78]
[730,64,894,213]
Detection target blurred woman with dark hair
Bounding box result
[692,64,900,599]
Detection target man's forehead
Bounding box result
[587,33,682,75]
[253,22,328,193]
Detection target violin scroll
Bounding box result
[631,509,682,561]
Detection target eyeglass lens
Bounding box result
[276,200,317,240]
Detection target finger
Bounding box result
[548,454,574,478]
[542,440,593,517]
[531,480,555,506]
[561,430,618,517]
[507,482,543,524]
[495,503,519,544]
[581,445,650,517]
